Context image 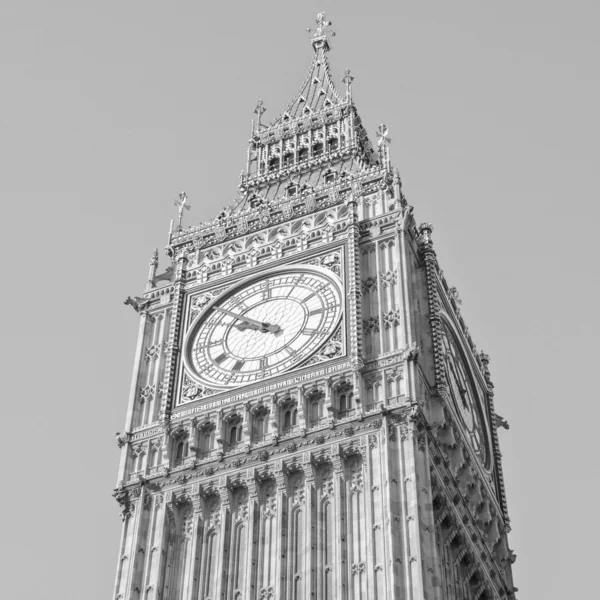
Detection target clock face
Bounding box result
[184,266,343,388]
[440,321,489,467]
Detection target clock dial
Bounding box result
[440,320,489,467]
[184,266,343,388]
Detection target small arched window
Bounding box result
[339,394,347,414]
[229,426,238,445]
[298,148,308,161]
[149,448,158,468]
[311,400,320,422]
[283,153,294,167]
[201,431,213,456]
[269,157,280,171]
[284,410,291,429]
[292,409,298,426]
[312,142,323,157]
[176,441,185,461]
[328,138,338,152]
[256,417,265,439]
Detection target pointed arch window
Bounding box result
[298,147,308,162]
[282,405,298,433]
[174,437,188,466]
[327,137,339,152]
[310,399,324,426]
[269,157,280,171]
[338,392,354,418]
[229,424,243,449]
[312,142,323,158]
[200,428,215,458]
[283,152,294,167]
[149,447,159,469]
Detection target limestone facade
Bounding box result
[114,13,517,600]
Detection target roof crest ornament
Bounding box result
[253,99,266,134]
[307,12,335,53]
[376,124,391,170]
[342,68,354,101]
[174,191,191,231]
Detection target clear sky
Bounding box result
[1,1,598,599]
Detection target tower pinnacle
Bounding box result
[307,12,335,52]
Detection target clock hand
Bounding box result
[214,306,281,334]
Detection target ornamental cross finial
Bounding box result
[377,124,391,147]
[254,99,266,131]
[377,124,392,170]
[342,68,354,100]
[307,12,335,51]
[254,99,266,117]
[174,191,191,230]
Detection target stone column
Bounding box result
[182,486,204,600]
[274,462,288,599]
[120,489,146,599]
[302,456,316,600]
[331,445,346,599]
[214,478,231,600]
[145,493,168,600]
[245,470,259,600]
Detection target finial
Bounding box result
[342,68,354,100]
[307,12,335,52]
[174,191,191,230]
[377,124,391,169]
[376,124,391,147]
[254,99,266,132]
[418,223,433,245]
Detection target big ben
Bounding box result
[114,13,517,600]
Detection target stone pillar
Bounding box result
[331,445,346,599]
[274,463,288,599]
[302,455,316,600]
[145,493,168,600]
[245,470,259,599]
[297,389,307,435]
[214,478,231,600]
[182,487,204,600]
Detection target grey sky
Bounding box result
[1,1,598,599]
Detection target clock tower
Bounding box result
[114,13,517,600]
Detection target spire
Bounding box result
[307,12,336,53]
[236,12,380,210]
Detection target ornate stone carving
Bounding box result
[361,276,378,294]
[380,269,398,287]
[348,455,364,495]
[262,479,277,516]
[233,487,249,521]
[319,465,334,498]
[382,310,402,329]
[363,316,380,334]
[181,375,216,402]
[289,472,306,505]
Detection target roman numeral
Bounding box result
[214,353,227,365]
[233,360,245,372]
[309,308,324,317]
[260,357,269,370]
